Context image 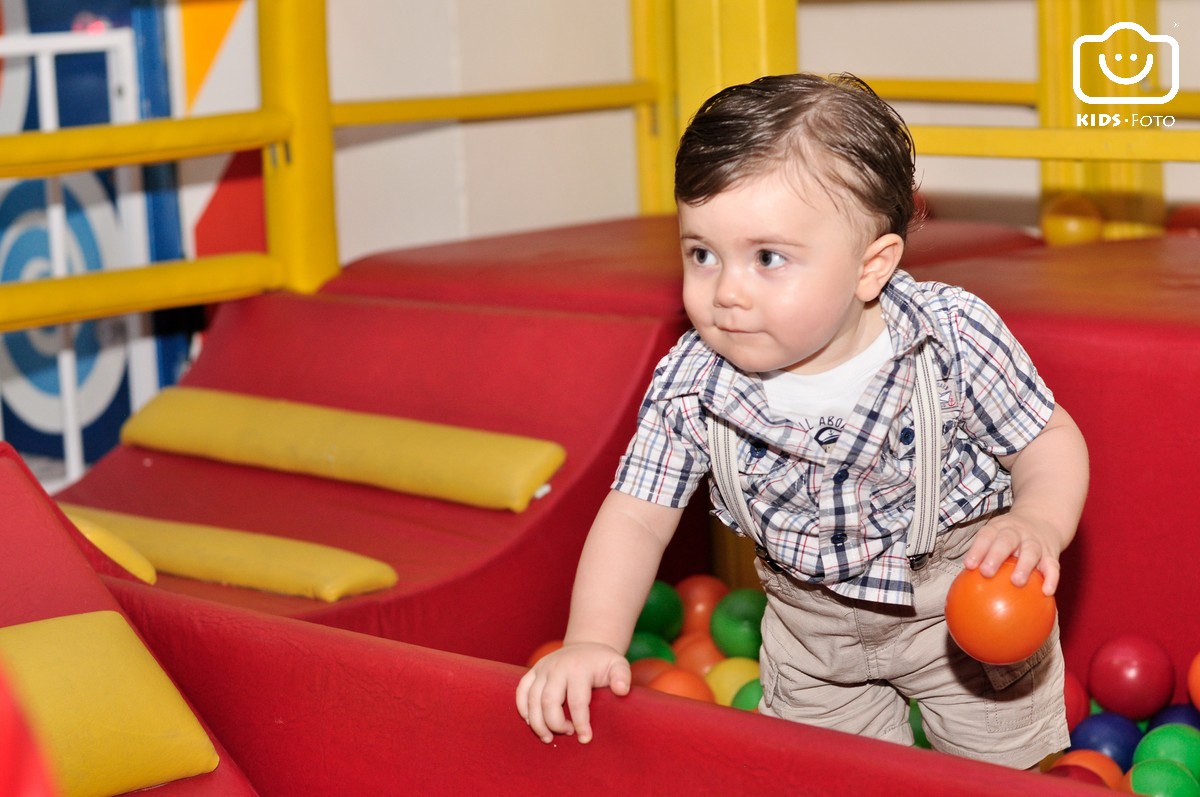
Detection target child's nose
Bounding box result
[714,267,749,308]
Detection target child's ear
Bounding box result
[857,233,904,302]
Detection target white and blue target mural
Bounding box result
[0,0,185,469]
[0,174,131,459]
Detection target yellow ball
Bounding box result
[1041,194,1104,246]
[704,657,760,706]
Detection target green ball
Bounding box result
[909,699,931,749]
[710,588,767,658]
[635,580,684,641]
[731,678,763,711]
[1134,724,1200,781]
[626,630,675,663]
[1125,759,1200,797]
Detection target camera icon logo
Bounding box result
[1073,21,1179,105]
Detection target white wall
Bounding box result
[326,0,637,262]
[324,1,1200,259]
[797,1,1200,226]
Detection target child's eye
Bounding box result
[756,250,787,268]
[689,246,716,266]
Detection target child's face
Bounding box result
[679,169,897,375]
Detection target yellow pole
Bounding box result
[1038,0,1164,239]
[632,0,678,214]
[674,0,798,143]
[257,0,339,292]
[673,0,797,590]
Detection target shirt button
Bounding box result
[830,532,847,547]
[899,427,915,445]
[833,467,850,484]
[750,442,766,459]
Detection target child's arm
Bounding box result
[962,404,1088,595]
[516,489,683,744]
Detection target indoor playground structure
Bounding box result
[2,1,1200,795]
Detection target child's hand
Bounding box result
[515,641,632,745]
[961,508,1064,596]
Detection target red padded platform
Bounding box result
[114,580,1102,797]
[58,293,684,664]
[322,215,1040,313]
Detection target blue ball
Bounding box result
[1148,704,1200,733]
[1071,711,1144,771]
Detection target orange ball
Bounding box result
[675,574,730,636]
[1189,651,1200,709]
[526,639,563,667]
[630,656,675,687]
[945,557,1056,665]
[672,632,726,677]
[1050,749,1124,789]
[647,666,716,702]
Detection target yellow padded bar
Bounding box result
[0,254,284,334]
[0,110,290,179]
[60,505,398,603]
[121,387,567,513]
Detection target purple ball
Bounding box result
[1148,704,1200,733]
[1070,711,1144,771]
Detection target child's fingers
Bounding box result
[537,678,575,739]
[515,670,533,721]
[1036,556,1061,597]
[566,677,593,744]
[522,675,555,743]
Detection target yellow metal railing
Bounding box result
[1,0,1198,338]
[0,0,676,334]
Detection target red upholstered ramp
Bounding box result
[0,443,257,796]
[322,215,1040,312]
[58,292,684,664]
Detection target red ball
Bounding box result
[1088,634,1174,721]
[675,574,730,637]
[1167,203,1200,235]
[1064,669,1091,732]
[945,557,1056,665]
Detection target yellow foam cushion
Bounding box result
[64,511,158,585]
[0,610,219,797]
[59,504,398,602]
[121,386,566,512]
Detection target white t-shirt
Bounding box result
[760,330,894,452]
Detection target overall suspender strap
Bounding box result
[706,414,784,572]
[906,341,942,568]
[704,341,943,574]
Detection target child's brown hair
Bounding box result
[675,72,918,241]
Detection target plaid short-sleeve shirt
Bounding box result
[613,270,1055,606]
